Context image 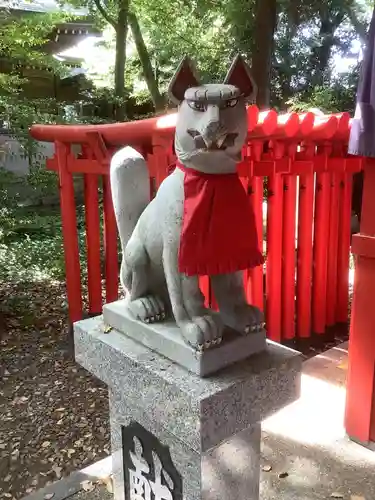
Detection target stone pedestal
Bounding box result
[74,316,302,500]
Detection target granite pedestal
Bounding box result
[102,300,267,377]
[74,316,302,500]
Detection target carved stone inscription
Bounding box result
[122,421,183,500]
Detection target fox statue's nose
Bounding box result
[205,119,221,139]
[203,105,221,141]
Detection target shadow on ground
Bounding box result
[260,430,375,499]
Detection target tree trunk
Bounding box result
[251,0,277,108]
[114,0,129,121]
[128,12,165,112]
[308,9,344,90]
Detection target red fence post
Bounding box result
[103,175,119,303]
[296,173,314,338]
[326,172,340,327]
[84,174,102,314]
[312,172,331,334]
[282,174,297,340]
[151,139,172,189]
[55,141,83,323]
[248,176,264,310]
[266,173,284,342]
[336,172,353,323]
[84,131,119,305]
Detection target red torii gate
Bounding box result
[30,106,371,446]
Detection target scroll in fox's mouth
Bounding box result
[187,129,238,150]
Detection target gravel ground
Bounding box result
[0,280,110,500]
[68,484,112,500]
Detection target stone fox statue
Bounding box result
[110,55,264,351]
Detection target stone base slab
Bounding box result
[103,299,267,377]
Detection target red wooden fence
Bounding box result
[30,107,364,342]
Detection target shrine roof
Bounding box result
[7,0,86,15]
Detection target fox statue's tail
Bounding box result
[110,146,150,256]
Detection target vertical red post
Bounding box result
[102,175,119,303]
[152,141,171,190]
[296,174,314,338]
[266,173,283,342]
[145,153,158,200]
[345,160,375,445]
[326,172,340,326]
[84,174,102,314]
[282,175,297,340]
[200,276,211,309]
[55,141,83,323]
[312,172,331,334]
[248,176,264,310]
[239,158,252,305]
[336,172,353,323]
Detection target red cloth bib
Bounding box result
[177,162,264,276]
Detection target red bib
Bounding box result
[177,162,264,276]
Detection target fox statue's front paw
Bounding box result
[231,304,265,335]
[179,314,224,352]
[126,295,167,323]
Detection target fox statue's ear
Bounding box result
[168,56,200,105]
[224,54,257,101]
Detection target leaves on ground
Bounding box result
[278,472,289,479]
[262,464,272,472]
[0,279,110,499]
[99,475,114,494]
[81,481,95,492]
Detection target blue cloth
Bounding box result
[349,6,375,157]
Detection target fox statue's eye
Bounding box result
[188,101,207,112]
[226,98,238,108]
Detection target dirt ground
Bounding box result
[0,280,110,500]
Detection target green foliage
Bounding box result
[0,6,97,171]
[0,203,66,282]
[0,10,72,95]
[59,0,371,114]
[0,166,61,282]
[133,0,233,86]
[271,1,368,110]
[0,189,88,283]
[286,66,360,113]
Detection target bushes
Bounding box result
[0,202,67,282]
[0,166,88,283]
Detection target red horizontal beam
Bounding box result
[30,105,261,146]
[47,157,108,174]
[31,116,161,147]
[33,109,363,171]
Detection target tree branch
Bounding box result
[345,6,368,45]
[92,0,117,29]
